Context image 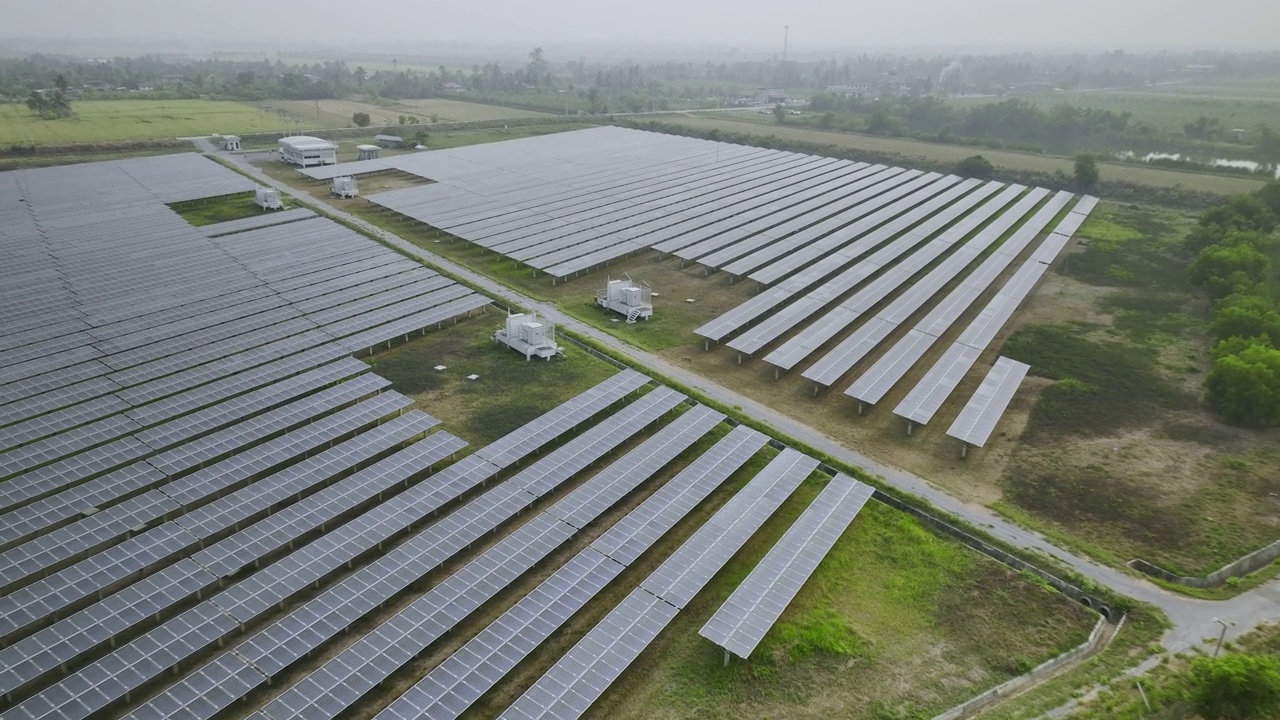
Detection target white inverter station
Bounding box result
[255,187,284,210]
[493,312,562,361]
[330,176,359,199]
[596,277,654,323]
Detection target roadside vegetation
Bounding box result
[1066,623,1280,719]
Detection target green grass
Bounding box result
[1000,323,1196,442]
[168,192,288,227]
[0,99,313,146]
[597,498,1098,720]
[1063,622,1280,719]
[979,603,1168,720]
[362,318,617,446]
[949,89,1280,137]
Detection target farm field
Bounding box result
[0,99,314,146]
[948,86,1280,135]
[664,113,1267,196]
[252,97,549,128]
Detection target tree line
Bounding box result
[1185,180,1280,426]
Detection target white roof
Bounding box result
[278,136,337,151]
[356,144,380,151]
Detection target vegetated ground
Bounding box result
[0,99,313,146]
[363,318,616,446]
[168,191,290,226]
[566,495,1095,720]
[251,98,548,128]
[660,113,1267,196]
[948,84,1280,137]
[993,202,1280,576]
[1064,621,1280,719]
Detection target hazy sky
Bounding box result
[5,0,1278,52]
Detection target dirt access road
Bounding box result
[197,137,1280,709]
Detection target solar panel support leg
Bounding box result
[737,353,741,365]
[906,422,913,436]
[857,402,864,415]
[704,339,710,351]
[774,367,779,380]
[961,443,969,459]
[813,383,819,397]
[723,648,731,667]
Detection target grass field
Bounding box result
[167,191,290,226]
[949,87,1280,136]
[0,99,314,146]
[362,318,617,446]
[664,114,1267,196]
[578,495,1097,720]
[252,98,549,129]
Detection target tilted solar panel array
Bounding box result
[947,356,1031,448]
[0,152,533,720]
[498,448,820,720]
[373,425,770,720]
[699,473,873,659]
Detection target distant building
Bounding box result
[1185,64,1217,73]
[159,74,186,87]
[442,81,466,92]
[753,88,786,105]
[375,134,405,148]
[221,135,241,151]
[278,136,338,167]
[1231,128,1248,141]
[357,144,381,161]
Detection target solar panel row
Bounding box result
[699,473,873,659]
[374,424,769,720]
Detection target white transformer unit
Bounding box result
[221,135,241,151]
[493,312,562,361]
[596,277,653,323]
[254,187,283,210]
[357,144,381,161]
[330,176,359,199]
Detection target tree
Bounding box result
[956,155,995,180]
[772,104,786,124]
[1201,196,1278,235]
[1258,181,1280,216]
[351,112,371,127]
[429,113,439,123]
[1212,295,1280,346]
[398,115,407,125]
[1073,153,1100,189]
[414,130,428,146]
[1190,653,1280,718]
[1206,343,1280,427]
[1189,243,1271,298]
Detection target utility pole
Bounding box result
[783,25,789,65]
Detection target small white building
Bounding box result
[255,187,283,210]
[330,176,359,199]
[493,312,562,361]
[375,134,405,148]
[357,144,381,161]
[278,136,338,167]
[221,135,241,151]
[596,278,653,323]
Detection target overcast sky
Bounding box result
[4,0,1278,53]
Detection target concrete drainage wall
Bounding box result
[931,615,1117,720]
[1129,537,1280,588]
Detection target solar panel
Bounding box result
[699,473,873,659]
[947,356,1031,448]
[373,425,767,720]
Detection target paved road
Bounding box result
[197,138,1280,703]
